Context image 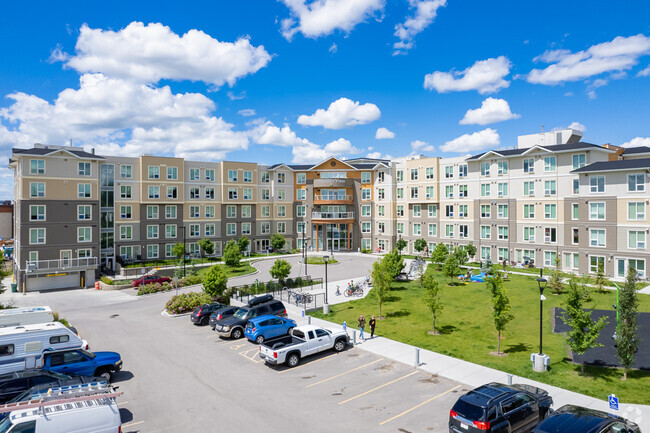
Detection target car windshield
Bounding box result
[233,308,249,319]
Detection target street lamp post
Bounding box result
[532,277,549,372]
[323,255,330,314]
[179,226,187,278]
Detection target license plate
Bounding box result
[460,423,468,430]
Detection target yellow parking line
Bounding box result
[338,371,418,405]
[306,358,384,388]
[378,384,462,425]
[122,420,144,428]
[276,353,338,374]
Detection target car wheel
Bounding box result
[200,316,209,326]
[232,328,243,339]
[96,368,113,382]
[333,339,346,352]
[255,335,265,344]
[286,353,300,367]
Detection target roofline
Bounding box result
[12,148,104,160]
[469,143,615,161]
[308,157,357,171]
[572,166,650,174]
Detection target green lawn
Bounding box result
[305,257,339,265]
[313,268,650,404]
[196,262,256,278]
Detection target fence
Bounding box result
[230,277,324,309]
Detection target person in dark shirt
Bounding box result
[369,315,376,338]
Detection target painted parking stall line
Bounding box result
[378,384,462,426]
[276,353,338,374]
[338,370,419,405]
[306,358,385,388]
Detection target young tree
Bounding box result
[453,246,468,266]
[395,238,407,255]
[237,236,250,254]
[223,240,241,267]
[431,243,448,269]
[414,239,427,255]
[616,267,640,380]
[595,260,607,293]
[491,281,514,355]
[465,242,477,261]
[485,273,504,298]
[198,238,214,258]
[442,254,460,285]
[548,258,564,294]
[270,259,291,283]
[371,258,391,319]
[579,274,593,302]
[383,249,405,279]
[270,233,286,252]
[561,280,609,375]
[422,274,443,334]
[203,265,227,298]
[172,242,186,260]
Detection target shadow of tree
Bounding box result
[438,325,458,335]
[504,343,530,354]
[385,295,401,302]
[386,310,410,318]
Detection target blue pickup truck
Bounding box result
[42,349,123,381]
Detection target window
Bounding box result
[544,251,557,267]
[30,182,45,197]
[362,205,371,217]
[396,170,404,182]
[228,188,238,200]
[240,223,250,235]
[241,205,251,218]
[543,156,556,172]
[120,205,132,219]
[459,185,468,197]
[524,227,535,242]
[572,203,579,220]
[186,168,198,181]
[205,169,215,181]
[362,188,371,200]
[228,170,238,182]
[396,188,404,199]
[362,222,371,233]
[629,259,646,278]
[497,204,508,218]
[445,205,454,218]
[261,206,270,217]
[296,189,306,200]
[544,204,556,219]
[459,165,467,177]
[243,188,253,200]
[30,159,45,174]
[413,205,421,217]
[424,186,434,198]
[523,181,534,196]
[147,225,159,239]
[162,186,175,200]
[497,161,508,175]
[227,205,236,218]
[445,224,454,237]
[77,227,91,243]
[190,206,200,218]
[78,162,91,176]
[629,230,646,249]
[628,174,645,192]
[544,180,556,195]
[361,172,371,183]
[498,226,508,240]
[544,227,557,243]
[165,205,176,219]
[481,246,490,260]
[413,223,421,236]
[590,229,606,247]
[480,205,490,218]
[188,187,199,199]
[498,182,508,197]
[296,205,306,217]
[428,223,437,236]
[78,183,91,198]
[277,205,286,217]
[572,228,580,244]
[572,153,586,169]
[498,248,509,261]
[378,188,385,200]
[524,204,535,218]
[564,252,579,270]
[480,183,490,197]
[243,171,252,183]
[628,202,645,220]
[410,168,419,180]
[481,225,491,239]
[590,256,605,273]
[120,185,132,199]
[30,205,45,221]
[261,189,270,200]
[120,165,132,178]
[589,203,605,220]
[378,222,385,233]
[459,204,468,217]
[165,244,175,258]
[202,187,214,200]
[523,158,534,173]
[147,205,159,219]
[573,179,579,195]
[428,205,437,217]
[426,167,435,179]
[189,224,200,237]
[590,175,605,193]
[166,225,177,238]
[77,205,91,220]
[362,239,371,251]
[296,173,306,184]
[445,185,453,198]
[378,205,385,217]
[445,166,453,178]
[148,186,160,199]
[481,162,491,176]
[297,222,305,234]
[261,172,270,183]
[29,228,46,244]
[277,223,287,234]
[277,172,286,183]
[261,222,270,234]
[147,245,159,259]
[148,166,160,179]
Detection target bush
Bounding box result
[100,276,112,284]
[179,275,203,287]
[361,248,370,254]
[295,277,303,288]
[285,278,294,287]
[137,282,174,295]
[165,292,212,315]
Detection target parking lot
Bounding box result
[56,290,464,432]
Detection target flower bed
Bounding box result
[165,292,212,315]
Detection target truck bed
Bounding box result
[260,335,305,350]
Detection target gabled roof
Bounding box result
[622,146,650,156]
[267,157,390,171]
[571,158,650,174]
[12,147,104,160]
[466,142,612,161]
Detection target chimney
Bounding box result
[91,148,95,155]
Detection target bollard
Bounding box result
[414,348,420,368]
[352,330,357,345]
[307,316,312,325]
[94,281,100,290]
[507,374,513,385]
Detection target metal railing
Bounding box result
[25,257,98,272]
[311,211,355,219]
[314,195,352,201]
[231,278,324,305]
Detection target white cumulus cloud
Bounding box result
[459,97,520,125]
[393,0,446,54]
[238,109,256,117]
[411,140,434,152]
[440,128,500,153]
[54,22,271,87]
[375,127,395,139]
[291,138,361,164]
[366,151,392,160]
[297,97,381,129]
[279,0,384,40]
[621,137,650,148]
[637,66,650,77]
[424,56,511,94]
[250,121,313,147]
[527,34,650,85]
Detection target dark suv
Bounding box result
[190,302,226,326]
[0,370,101,404]
[449,383,553,433]
[534,405,640,433]
[214,297,286,339]
[209,306,239,330]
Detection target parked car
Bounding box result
[209,306,239,331]
[214,297,287,339]
[131,275,171,287]
[449,382,553,433]
[0,370,102,404]
[191,302,226,326]
[259,325,349,367]
[533,405,641,433]
[42,349,123,382]
[245,314,297,344]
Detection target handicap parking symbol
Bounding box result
[609,394,619,411]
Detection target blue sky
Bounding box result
[1,0,650,197]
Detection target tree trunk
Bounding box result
[379,301,382,319]
[623,370,627,381]
[432,314,436,333]
[581,361,584,375]
[497,331,501,354]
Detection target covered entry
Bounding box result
[25,272,80,291]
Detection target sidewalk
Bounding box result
[285,308,649,431]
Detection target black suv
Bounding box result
[533,405,640,433]
[0,370,101,404]
[214,296,286,339]
[209,306,239,330]
[190,302,226,326]
[449,383,553,433]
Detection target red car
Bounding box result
[131,275,172,287]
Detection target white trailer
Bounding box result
[0,306,53,328]
[0,322,83,374]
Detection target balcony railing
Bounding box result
[314,195,352,201]
[311,212,355,219]
[25,257,99,272]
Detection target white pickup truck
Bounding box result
[259,325,349,367]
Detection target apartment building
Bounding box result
[10,131,650,291]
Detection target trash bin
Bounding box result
[10,283,17,293]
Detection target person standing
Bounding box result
[357,314,366,342]
[369,315,376,339]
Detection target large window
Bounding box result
[362,222,371,233]
[77,205,91,220]
[428,223,437,236]
[480,205,490,218]
[524,226,535,242]
[544,227,557,243]
[296,173,306,184]
[30,159,45,174]
[523,158,534,173]
[459,165,467,177]
[240,223,250,235]
[361,172,371,183]
[589,203,605,220]
[277,206,286,217]
[30,205,45,221]
[544,156,556,172]
[190,206,200,218]
[523,181,534,196]
[30,182,45,198]
[78,162,91,176]
[544,251,557,267]
[167,186,177,199]
[362,205,371,217]
[148,166,160,179]
[498,182,508,197]
[147,245,159,259]
[544,180,556,196]
[480,225,491,239]
[590,255,604,273]
[445,185,453,198]
[497,204,508,218]
[228,170,238,182]
[524,204,535,219]
[481,162,491,176]
[29,228,46,244]
[410,169,419,180]
[120,205,132,219]
[410,187,419,199]
[166,225,177,238]
[426,167,435,179]
[544,204,556,219]
[168,167,178,180]
[590,175,605,193]
[497,161,508,175]
[629,231,646,249]
[120,185,132,199]
[459,204,468,217]
[243,171,252,183]
[148,186,160,199]
[205,169,215,181]
[573,154,586,169]
[77,227,91,243]
[445,166,453,178]
[498,226,508,240]
[480,183,490,197]
[147,225,159,239]
[362,188,371,200]
[120,165,132,178]
[241,206,251,218]
[590,229,606,247]
[78,183,91,198]
[261,172,270,183]
[147,205,159,219]
[228,188,238,200]
[628,202,645,220]
[165,206,176,219]
[628,173,645,192]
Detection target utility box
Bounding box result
[531,353,550,372]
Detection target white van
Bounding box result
[0,307,53,328]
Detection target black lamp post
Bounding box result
[178,225,187,278]
[536,277,548,355]
[323,255,329,306]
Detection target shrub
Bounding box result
[165,292,212,315]
[361,248,370,254]
[100,276,112,284]
[295,277,303,288]
[137,282,173,295]
[179,275,203,287]
[285,278,294,288]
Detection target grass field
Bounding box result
[196,262,256,278]
[305,256,339,265]
[313,266,650,404]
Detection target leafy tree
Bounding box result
[453,246,468,266]
[485,272,504,298]
[395,238,407,255]
[579,274,593,302]
[414,239,427,255]
[270,233,286,252]
[422,274,443,334]
[198,238,214,258]
[270,259,291,283]
[561,280,609,375]
[548,258,564,294]
[203,265,227,298]
[595,260,607,293]
[616,267,640,380]
[383,249,405,279]
[172,242,186,260]
[223,240,241,267]
[431,243,448,269]
[371,258,392,319]
[237,236,250,254]
[465,242,477,261]
[188,264,198,276]
[491,280,514,355]
[442,253,460,285]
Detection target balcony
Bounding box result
[314,194,353,204]
[24,257,99,273]
[311,211,355,222]
[313,178,354,188]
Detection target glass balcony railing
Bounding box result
[314,195,352,201]
[311,212,355,219]
[25,257,99,272]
